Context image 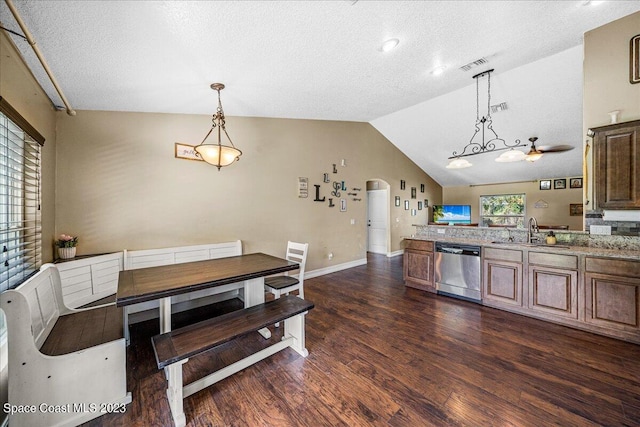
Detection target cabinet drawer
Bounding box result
[528,252,578,269]
[483,247,523,263]
[586,257,640,278]
[405,239,434,252]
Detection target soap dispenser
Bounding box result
[546,231,557,245]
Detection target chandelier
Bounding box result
[447,69,527,169]
[193,83,242,170]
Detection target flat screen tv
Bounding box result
[432,204,472,224]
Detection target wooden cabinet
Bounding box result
[403,239,435,293]
[527,251,578,320]
[591,119,640,209]
[482,247,523,308]
[584,257,640,341]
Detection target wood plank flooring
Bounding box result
[84,253,640,426]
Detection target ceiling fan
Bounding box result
[525,137,575,162]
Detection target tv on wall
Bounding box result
[432,204,472,224]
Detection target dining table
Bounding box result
[116,252,299,337]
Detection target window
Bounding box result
[0,98,44,292]
[480,194,525,228]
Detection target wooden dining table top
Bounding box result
[116,252,299,307]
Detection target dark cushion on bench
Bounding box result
[152,295,314,369]
[264,275,299,290]
[40,304,124,356]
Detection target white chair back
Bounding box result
[285,241,308,297]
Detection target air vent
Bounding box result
[490,102,508,113]
[459,58,488,72]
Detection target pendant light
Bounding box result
[193,83,242,170]
[447,69,526,167]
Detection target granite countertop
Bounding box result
[405,236,640,261]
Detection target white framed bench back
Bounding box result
[54,252,123,308]
[123,241,243,320]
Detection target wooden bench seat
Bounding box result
[40,304,123,356]
[151,294,314,427]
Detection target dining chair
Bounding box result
[264,241,308,326]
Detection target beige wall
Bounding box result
[444,179,583,230]
[583,11,640,206]
[55,111,440,270]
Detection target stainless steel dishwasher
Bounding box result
[434,242,481,303]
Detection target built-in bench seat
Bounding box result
[151,294,314,427]
[0,264,131,427]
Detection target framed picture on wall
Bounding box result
[539,180,551,190]
[570,203,583,216]
[553,179,566,190]
[395,196,401,207]
[570,177,583,189]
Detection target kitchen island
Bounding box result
[404,225,640,344]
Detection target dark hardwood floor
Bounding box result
[85,253,640,426]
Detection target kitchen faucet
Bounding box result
[528,217,539,244]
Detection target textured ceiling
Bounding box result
[1,1,639,186]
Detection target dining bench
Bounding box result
[0,264,131,427]
[151,294,314,427]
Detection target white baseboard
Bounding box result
[305,258,367,279]
[387,250,404,258]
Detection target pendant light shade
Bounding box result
[446,157,472,169]
[193,83,242,170]
[495,149,526,162]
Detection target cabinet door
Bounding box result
[594,122,640,209]
[528,266,578,319]
[483,259,523,307]
[584,272,640,333]
[404,250,435,292]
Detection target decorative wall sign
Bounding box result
[400,180,405,190]
[352,198,361,201]
[404,200,409,210]
[420,184,425,193]
[553,179,566,190]
[411,209,417,216]
[631,34,640,84]
[411,187,416,199]
[323,173,330,183]
[418,201,423,210]
[298,177,308,198]
[534,199,549,209]
[352,188,361,191]
[313,185,325,202]
[340,199,347,212]
[328,198,335,207]
[175,143,203,161]
[424,199,429,207]
[341,181,346,191]
[395,196,401,207]
[333,164,338,173]
[331,182,341,197]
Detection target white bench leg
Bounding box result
[244,278,271,339]
[284,312,308,357]
[166,359,188,427]
[159,296,172,333]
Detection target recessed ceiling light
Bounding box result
[381,38,399,52]
[431,66,446,76]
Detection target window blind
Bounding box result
[0,98,43,292]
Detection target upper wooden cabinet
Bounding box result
[591,119,640,209]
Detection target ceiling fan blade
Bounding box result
[537,144,575,153]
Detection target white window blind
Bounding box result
[0,97,44,292]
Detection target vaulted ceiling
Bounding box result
[2,1,639,186]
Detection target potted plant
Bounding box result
[55,234,78,259]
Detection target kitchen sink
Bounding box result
[490,241,571,249]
